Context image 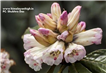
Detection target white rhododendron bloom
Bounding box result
[23,34,45,50]
[64,43,86,63]
[42,41,64,66]
[0,49,15,73]
[23,2,102,71]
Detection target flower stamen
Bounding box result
[50,50,61,58]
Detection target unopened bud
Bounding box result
[35,15,44,28]
[51,2,61,22]
[67,6,82,32]
[29,28,50,46]
[38,28,57,44]
[57,31,73,43]
[60,11,68,25]
[75,21,86,33]
[39,13,56,31]
[47,13,52,18]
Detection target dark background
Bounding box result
[1,1,106,73]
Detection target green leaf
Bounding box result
[46,65,56,73]
[68,63,92,73]
[75,62,92,73]
[81,49,106,73]
[58,64,67,73]
[68,63,78,73]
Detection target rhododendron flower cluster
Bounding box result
[23,2,102,71]
[0,49,15,73]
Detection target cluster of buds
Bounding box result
[0,49,15,73]
[23,2,102,71]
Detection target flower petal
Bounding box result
[39,13,56,31]
[35,15,45,28]
[57,31,69,41]
[60,11,68,25]
[51,2,61,22]
[64,43,86,63]
[75,21,86,33]
[42,41,64,66]
[24,47,46,71]
[67,6,81,32]
[0,49,15,73]
[74,28,102,46]
[23,34,45,50]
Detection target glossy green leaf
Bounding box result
[46,65,56,73]
[81,49,106,73]
[68,63,92,73]
[75,62,92,73]
[68,64,78,73]
[58,64,67,73]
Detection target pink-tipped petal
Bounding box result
[74,28,102,46]
[64,43,86,63]
[38,28,50,36]
[23,34,45,50]
[51,2,61,22]
[42,41,64,65]
[67,5,82,32]
[47,13,52,18]
[57,31,69,41]
[35,15,44,28]
[80,21,86,31]
[75,21,86,33]
[29,29,37,36]
[24,47,46,71]
[60,11,68,25]
[38,13,56,31]
[39,13,45,21]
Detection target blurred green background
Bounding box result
[1,1,106,73]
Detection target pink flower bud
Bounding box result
[29,29,37,36]
[47,13,52,18]
[67,6,82,32]
[51,2,61,22]
[35,15,44,28]
[57,31,69,41]
[39,13,45,21]
[38,13,56,31]
[29,28,51,46]
[38,28,50,36]
[60,11,68,25]
[75,21,86,33]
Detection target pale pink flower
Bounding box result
[0,49,15,73]
[64,43,86,63]
[24,47,46,71]
[74,28,102,46]
[23,34,45,50]
[42,41,64,66]
[23,2,103,72]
